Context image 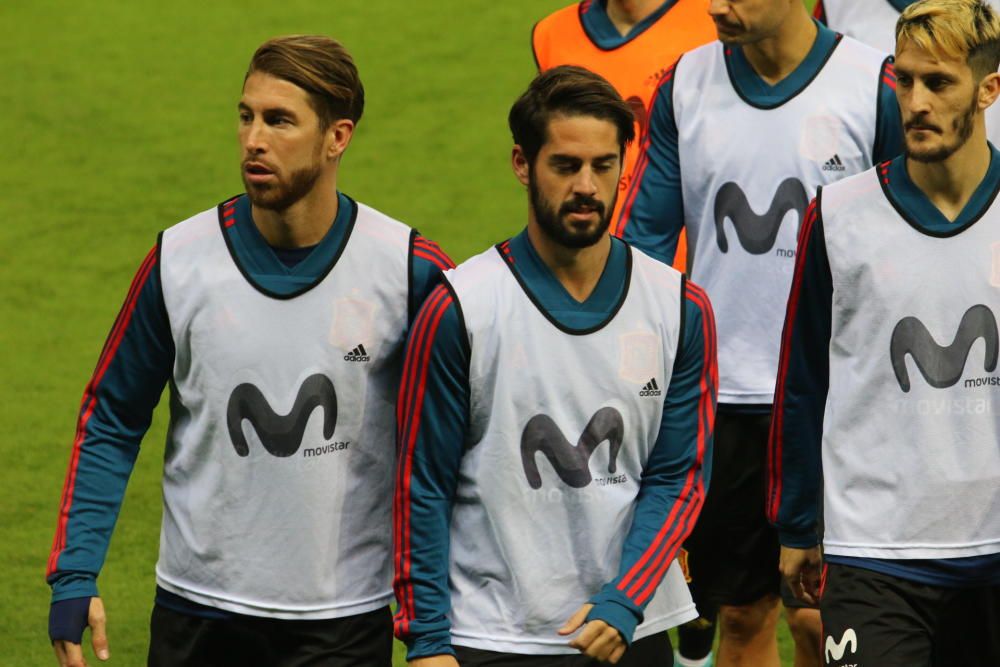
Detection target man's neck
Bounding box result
[906,132,992,223]
[741,9,817,86]
[525,221,612,303]
[250,175,340,249]
[605,0,664,37]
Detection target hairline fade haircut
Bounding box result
[896,0,1000,80]
[246,35,365,129]
[508,65,635,167]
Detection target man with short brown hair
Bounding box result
[394,65,717,667]
[46,34,452,667]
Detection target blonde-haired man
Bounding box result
[771,1,1000,664]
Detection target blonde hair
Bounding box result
[896,0,1000,78]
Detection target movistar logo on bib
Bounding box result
[520,408,624,489]
[226,374,341,457]
[890,305,999,392]
[713,178,808,255]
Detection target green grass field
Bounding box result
[1,1,815,664]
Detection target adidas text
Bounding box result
[822,154,846,172]
[639,378,662,397]
[344,343,370,362]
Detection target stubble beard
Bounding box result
[528,175,615,250]
[243,146,324,212]
[906,91,979,164]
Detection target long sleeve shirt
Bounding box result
[769,152,1000,587]
[394,231,717,658]
[47,192,453,606]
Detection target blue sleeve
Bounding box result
[767,198,830,548]
[46,243,174,604]
[409,232,455,324]
[587,281,718,643]
[394,282,469,660]
[873,58,903,164]
[618,67,685,265]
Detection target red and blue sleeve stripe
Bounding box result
[409,234,455,324]
[616,64,686,267]
[767,197,830,548]
[813,0,827,23]
[393,282,469,659]
[587,281,717,641]
[874,57,904,163]
[47,244,174,600]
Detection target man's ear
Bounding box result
[979,71,1000,112]
[327,119,356,160]
[512,145,531,186]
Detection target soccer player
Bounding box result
[532,0,716,272]
[814,0,1000,146]
[45,35,453,667]
[393,65,717,666]
[616,1,906,666]
[771,1,1000,665]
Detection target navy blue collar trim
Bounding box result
[218,193,358,300]
[725,20,841,110]
[495,236,633,336]
[578,0,679,51]
[877,146,1000,237]
[887,0,912,12]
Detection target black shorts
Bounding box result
[148,603,392,667]
[821,562,1000,667]
[682,410,782,611]
[452,631,672,666]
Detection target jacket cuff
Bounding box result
[586,589,643,646]
[50,573,99,603]
[405,631,455,661]
[778,526,820,549]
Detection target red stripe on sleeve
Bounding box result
[393,286,449,629]
[766,200,819,524]
[393,286,453,636]
[617,284,716,605]
[613,67,675,238]
[882,76,896,90]
[47,246,158,577]
[413,237,456,270]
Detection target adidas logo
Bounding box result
[639,378,662,397]
[822,154,846,172]
[343,344,370,362]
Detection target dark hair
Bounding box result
[246,35,365,128]
[508,65,635,165]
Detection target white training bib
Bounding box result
[674,37,885,403]
[157,198,411,618]
[444,245,696,654]
[820,169,1000,558]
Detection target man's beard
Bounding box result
[906,91,978,163]
[529,176,614,249]
[242,156,323,212]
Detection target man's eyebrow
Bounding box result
[237,101,299,117]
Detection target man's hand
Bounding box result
[408,656,459,667]
[559,604,627,664]
[780,545,823,605]
[51,597,109,667]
